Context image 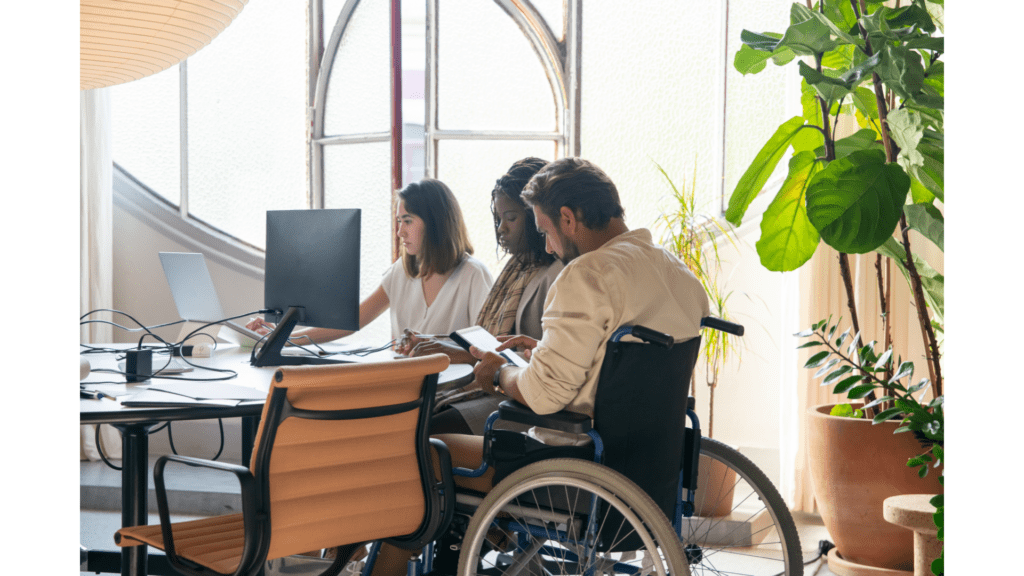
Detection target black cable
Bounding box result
[166,419,225,461]
[95,425,122,471]
[80,318,185,332]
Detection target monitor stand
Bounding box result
[250,306,353,367]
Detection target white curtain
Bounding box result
[80,88,121,461]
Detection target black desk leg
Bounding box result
[241,415,259,465]
[112,422,155,576]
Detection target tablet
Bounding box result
[449,326,529,368]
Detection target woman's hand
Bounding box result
[496,334,539,360]
[246,317,276,336]
[410,339,475,364]
[395,329,428,356]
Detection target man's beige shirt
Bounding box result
[519,228,710,424]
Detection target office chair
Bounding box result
[114,354,455,576]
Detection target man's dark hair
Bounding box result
[491,157,555,267]
[398,178,474,278]
[521,157,625,230]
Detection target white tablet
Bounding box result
[449,326,529,368]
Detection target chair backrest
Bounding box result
[593,335,701,521]
[247,354,450,561]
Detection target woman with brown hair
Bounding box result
[247,178,493,343]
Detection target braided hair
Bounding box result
[491,157,555,267]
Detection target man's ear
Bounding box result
[559,206,577,234]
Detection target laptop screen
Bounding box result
[158,252,227,323]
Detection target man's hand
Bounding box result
[470,346,507,393]
[496,334,539,360]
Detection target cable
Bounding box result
[167,419,225,461]
[769,540,835,576]
[95,425,122,471]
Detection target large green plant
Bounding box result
[727,1,944,573]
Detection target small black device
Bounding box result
[449,326,529,368]
[252,208,361,367]
[124,348,153,382]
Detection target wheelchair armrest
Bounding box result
[498,400,592,434]
[153,455,264,576]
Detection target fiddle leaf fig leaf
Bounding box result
[727,116,809,225]
[735,41,794,75]
[805,149,911,254]
[779,4,844,56]
[814,128,881,160]
[875,44,926,103]
[799,61,855,103]
[739,29,783,52]
[755,152,823,271]
[904,203,944,252]
[909,175,935,204]
[888,4,936,33]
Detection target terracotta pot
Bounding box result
[694,454,737,517]
[806,404,943,571]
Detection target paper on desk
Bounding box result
[121,389,241,408]
[148,382,267,401]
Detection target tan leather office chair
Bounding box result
[114,354,454,576]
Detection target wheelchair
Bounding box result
[116,319,801,576]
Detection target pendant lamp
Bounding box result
[81,0,248,90]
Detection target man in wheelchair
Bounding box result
[370,157,711,576]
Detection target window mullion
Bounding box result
[179,61,189,218]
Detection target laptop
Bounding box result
[158,252,265,346]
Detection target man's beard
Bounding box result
[557,231,581,265]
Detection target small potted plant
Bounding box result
[725,0,944,572]
[655,161,745,517]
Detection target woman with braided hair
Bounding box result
[396,157,563,435]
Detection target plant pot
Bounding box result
[694,454,737,517]
[807,404,943,571]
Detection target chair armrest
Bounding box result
[497,400,592,434]
[153,455,265,576]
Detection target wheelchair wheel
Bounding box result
[682,438,802,575]
[458,458,690,576]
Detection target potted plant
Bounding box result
[655,161,745,517]
[725,0,944,573]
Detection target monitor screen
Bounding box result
[264,208,360,330]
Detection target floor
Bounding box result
[80,456,842,576]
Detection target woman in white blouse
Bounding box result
[247,179,493,344]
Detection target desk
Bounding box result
[80,344,473,576]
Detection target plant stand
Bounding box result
[883,495,941,576]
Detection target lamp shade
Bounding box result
[81,0,249,90]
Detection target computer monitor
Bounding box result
[251,208,361,367]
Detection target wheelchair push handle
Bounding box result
[701,316,744,336]
[611,325,674,348]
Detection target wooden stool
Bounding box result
[882,494,941,576]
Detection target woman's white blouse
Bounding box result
[380,255,494,341]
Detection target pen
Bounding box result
[81,390,115,401]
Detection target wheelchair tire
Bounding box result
[682,438,802,575]
[458,458,690,576]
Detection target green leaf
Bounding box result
[801,80,825,128]
[734,42,795,75]
[830,403,860,418]
[755,152,823,271]
[794,328,816,338]
[906,36,944,52]
[847,384,877,399]
[815,358,841,378]
[835,328,851,348]
[804,350,831,369]
[840,51,882,87]
[799,61,854,104]
[727,116,809,225]
[739,29,783,52]
[796,341,824,349]
[904,203,944,252]
[823,364,854,384]
[806,149,911,254]
[779,4,845,56]
[873,348,893,370]
[888,107,925,170]
[833,375,864,394]
[909,175,935,204]
[907,378,930,394]
[846,330,862,355]
[915,137,944,201]
[862,395,894,410]
[923,60,944,98]
[873,407,903,423]
[814,128,880,161]
[875,44,926,103]
[930,493,943,508]
[888,4,936,33]
[876,237,944,326]
[889,361,914,383]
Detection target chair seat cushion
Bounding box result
[115,513,245,574]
